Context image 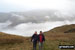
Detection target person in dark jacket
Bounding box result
[38,31,45,50]
[31,31,38,50]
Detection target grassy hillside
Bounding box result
[0,24,75,50]
[44,24,75,50]
[0,32,31,50]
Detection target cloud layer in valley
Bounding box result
[2,20,75,36]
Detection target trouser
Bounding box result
[39,42,43,50]
[33,42,37,50]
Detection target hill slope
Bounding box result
[44,24,75,50]
[0,32,31,50]
[0,24,75,50]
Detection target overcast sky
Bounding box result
[0,0,75,36]
[0,0,75,12]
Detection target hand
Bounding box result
[43,41,45,43]
[32,39,34,42]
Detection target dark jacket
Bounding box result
[31,34,38,43]
[38,34,45,42]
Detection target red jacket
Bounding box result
[38,34,45,42]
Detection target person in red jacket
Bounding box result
[38,31,45,50]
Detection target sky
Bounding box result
[0,0,75,36]
[0,0,75,12]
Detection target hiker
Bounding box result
[38,31,45,50]
[31,31,38,50]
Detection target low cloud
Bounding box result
[2,20,75,37]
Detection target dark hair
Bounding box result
[40,31,43,34]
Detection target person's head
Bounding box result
[40,31,43,34]
[34,31,37,34]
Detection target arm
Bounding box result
[31,35,34,42]
[43,35,45,41]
